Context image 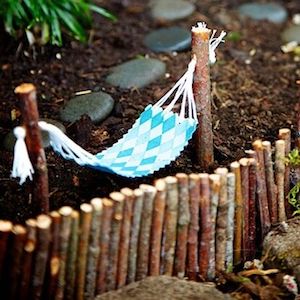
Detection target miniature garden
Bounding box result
[0,0,300,299]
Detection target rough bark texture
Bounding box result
[0,221,12,286]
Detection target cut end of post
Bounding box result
[91,198,103,211]
[230,161,240,170]
[80,203,93,213]
[192,22,211,40]
[155,179,166,192]
[36,214,52,229]
[110,192,125,203]
[121,188,134,198]
[59,206,73,217]
[14,83,36,95]
[12,224,26,235]
[253,140,263,151]
[239,158,249,167]
[0,220,13,232]
[215,167,228,175]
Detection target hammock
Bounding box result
[12,23,226,184]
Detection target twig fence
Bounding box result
[0,128,292,299]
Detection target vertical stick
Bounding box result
[296,112,300,149]
[117,189,134,289]
[262,141,277,224]
[161,176,178,276]
[65,211,79,300]
[85,199,103,300]
[208,174,220,280]
[96,199,113,294]
[136,185,156,280]
[239,158,249,260]
[15,83,49,214]
[149,180,166,276]
[198,173,211,280]
[230,162,243,265]
[187,174,200,280]
[106,193,124,290]
[278,128,292,218]
[275,140,286,222]
[19,219,37,300]
[45,211,61,300]
[253,140,271,238]
[248,158,257,259]
[226,173,235,271]
[9,225,27,300]
[214,168,228,273]
[0,221,12,284]
[76,204,93,300]
[127,189,144,284]
[174,173,190,278]
[191,23,213,168]
[31,215,52,300]
[56,206,73,300]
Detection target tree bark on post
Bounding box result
[191,24,213,168]
[15,83,49,214]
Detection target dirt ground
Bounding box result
[0,0,299,222]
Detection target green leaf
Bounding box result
[89,4,117,21]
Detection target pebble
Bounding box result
[4,119,65,151]
[60,91,115,123]
[150,0,195,21]
[144,27,191,53]
[106,58,166,89]
[237,2,288,24]
[281,25,300,43]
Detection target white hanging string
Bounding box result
[11,127,34,184]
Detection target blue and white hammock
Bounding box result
[12,23,226,184]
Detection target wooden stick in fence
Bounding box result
[214,168,228,273]
[174,173,190,278]
[262,141,277,224]
[226,172,235,271]
[187,174,200,280]
[117,189,134,289]
[56,207,73,300]
[31,214,52,300]
[127,189,144,284]
[208,174,220,280]
[161,176,178,276]
[199,173,211,280]
[230,162,243,265]
[192,23,213,168]
[9,225,27,299]
[45,211,61,300]
[106,193,124,290]
[248,158,257,259]
[0,221,12,284]
[275,140,286,222]
[278,128,292,218]
[96,199,113,294]
[19,219,37,300]
[136,184,156,280]
[296,112,300,149]
[149,180,166,276]
[65,211,79,300]
[239,158,249,260]
[252,140,271,238]
[76,203,93,300]
[15,83,49,214]
[85,199,103,300]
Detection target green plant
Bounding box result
[285,148,300,168]
[0,0,116,46]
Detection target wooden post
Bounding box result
[191,23,213,168]
[85,199,103,300]
[296,113,300,149]
[161,176,178,276]
[96,199,113,294]
[127,189,144,284]
[198,173,211,280]
[149,180,166,276]
[15,83,49,214]
[0,221,12,285]
[187,174,200,280]
[136,185,156,280]
[174,173,190,278]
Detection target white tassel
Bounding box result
[11,127,34,184]
[38,121,98,166]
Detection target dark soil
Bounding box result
[0,0,300,222]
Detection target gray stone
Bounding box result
[151,0,195,21]
[263,217,300,284]
[4,119,65,151]
[144,27,191,53]
[96,276,233,300]
[238,2,288,24]
[282,25,300,43]
[106,58,166,89]
[60,91,114,123]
